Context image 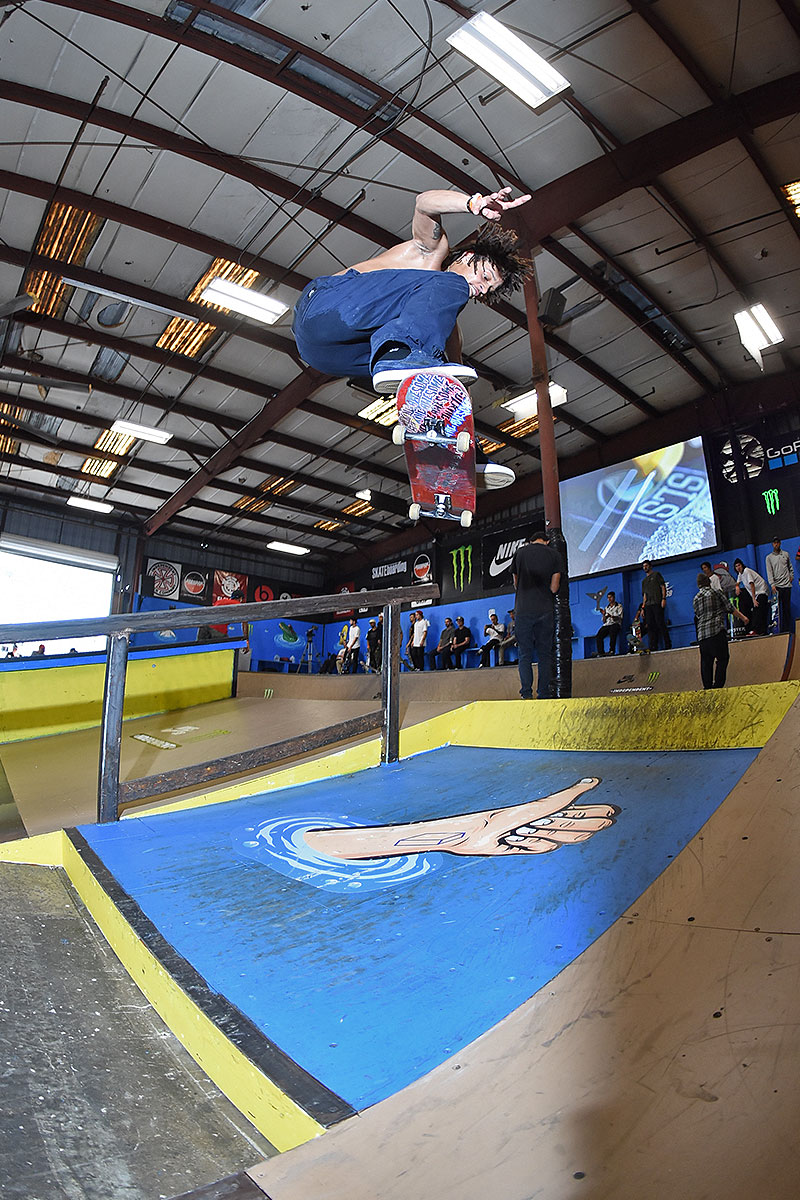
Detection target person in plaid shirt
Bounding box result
[692,573,748,689]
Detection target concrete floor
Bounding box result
[0,861,276,1200]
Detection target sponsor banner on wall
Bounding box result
[146,558,181,599]
[481,529,528,591]
[248,579,311,604]
[334,583,355,617]
[439,540,481,604]
[710,418,800,542]
[179,567,210,603]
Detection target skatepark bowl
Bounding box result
[1,640,800,1200]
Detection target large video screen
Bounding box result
[561,438,718,578]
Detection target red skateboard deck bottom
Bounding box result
[395,372,476,525]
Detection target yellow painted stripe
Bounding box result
[0,649,235,743]
[61,835,326,1152]
[447,682,800,752]
[0,829,64,865]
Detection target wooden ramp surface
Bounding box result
[245,694,800,1200]
[0,697,463,836]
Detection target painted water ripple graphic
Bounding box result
[234,815,440,892]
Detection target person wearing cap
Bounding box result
[450,616,472,668]
[764,536,794,633]
[479,610,505,667]
[512,525,562,699]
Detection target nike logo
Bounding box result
[489,539,526,576]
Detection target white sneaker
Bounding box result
[371,362,478,395]
[476,461,515,490]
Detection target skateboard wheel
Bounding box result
[392,425,405,445]
[408,503,421,521]
[456,431,471,453]
[460,510,473,528]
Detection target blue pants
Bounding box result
[292,268,470,377]
[516,609,555,699]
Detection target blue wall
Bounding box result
[135,533,799,674]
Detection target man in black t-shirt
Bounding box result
[512,527,562,699]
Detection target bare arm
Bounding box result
[412,187,532,256]
[550,572,561,594]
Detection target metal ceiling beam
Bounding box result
[37,0,519,196]
[4,329,409,486]
[0,97,643,427]
[10,311,543,469]
[1,355,408,519]
[0,79,397,252]
[0,445,366,547]
[0,242,300,362]
[0,473,330,558]
[540,236,717,392]
[144,369,328,535]
[0,167,310,293]
[516,71,800,244]
[628,0,800,244]
[0,405,401,533]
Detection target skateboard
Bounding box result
[393,372,475,527]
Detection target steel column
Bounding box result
[381,603,402,764]
[97,632,129,823]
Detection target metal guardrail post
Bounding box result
[381,602,401,764]
[97,632,129,823]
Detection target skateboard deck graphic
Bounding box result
[394,372,476,527]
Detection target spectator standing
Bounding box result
[733,558,769,636]
[765,536,794,633]
[451,616,472,668]
[596,592,623,655]
[345,616,361,673]
[410,609,429,671]
[692,572,747,689]
[512,527,562,699]
[430,616,456,670]
[366,618,381,671]
[479,610,505,667]
[641,560,671,651]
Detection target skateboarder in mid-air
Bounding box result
[292,186,532,490]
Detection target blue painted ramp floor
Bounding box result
[80,745,757,1111]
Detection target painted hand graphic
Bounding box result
[305,778,617,861]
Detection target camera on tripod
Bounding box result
[306,626,318,640]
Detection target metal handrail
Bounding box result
[0,584,439,822]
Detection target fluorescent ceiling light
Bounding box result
[266,540,310,556]
[67,496,114,514]
[502,382,568,419]
[200,278,289,325]
[446,13,571,113]
[355,488,372,501]
[0,293,35,320]
[110,419,172,445]
[734,304,783,369]
[59,277,199,324]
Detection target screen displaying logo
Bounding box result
[488,537,526,578]
[450,544,473,591]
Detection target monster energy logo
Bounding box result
[450,544,473,591]
[647,670,660,684]
[762,487,780,515]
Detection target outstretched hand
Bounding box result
[475,186,532,220]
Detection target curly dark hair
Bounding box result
[443,223,533,303]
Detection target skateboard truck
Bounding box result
[393,425,472,455]
[408,494,473,527]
